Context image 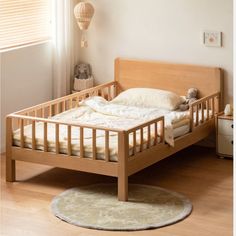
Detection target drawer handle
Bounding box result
[231,124,234,129]
[231,140,233,145]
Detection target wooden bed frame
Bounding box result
[6,58,223,201]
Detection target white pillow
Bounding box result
[111,88,184,110]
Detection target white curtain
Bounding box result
[52,0,75,98]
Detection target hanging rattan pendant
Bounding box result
[74,1,94,48]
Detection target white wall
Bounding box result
[80,0,233,104]
[0,42,52,152]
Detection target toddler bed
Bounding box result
[6,58,223,201]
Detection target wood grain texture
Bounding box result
[128,120,215,176]
[105,131,110,162]
[43,122,48,152]
[117,132,129,201]
[67,125,72,156]
[92,129,97,160]
[115,58,223,108]
[0,146,232,236]
[11,147,118,177]
[55,124,60,154]
[31,121,36,150]
[5,117,15,182]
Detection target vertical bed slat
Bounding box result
[69,99,72,109]
[108,87,111,101]
[105,131,109,161]
[195,105,199,127]
[67,125,72,156]
[55,104,58,115]
[92,129,96,160]
[189,106,194,131]
[55,123,60,154]
[154,122,158,145]
[140,128,143,152]
[147,125,151,148]
[75,97,78,107]
[49,105,52,117]
[160,120,164,143]
[101,89,105,98]
[206,100,210,120]
[32,120,36,150]
[17,117,21,129]
[43,122,48,152]
[80,127,84,158]
[216,95,220,113]
[62,101,65,112]
[46,106,50,118]
[201,103,204,123]
[113,84,117,98]
[20,119,24,148]
[211,97,215,118]
[133,131,136,155]
[25,113,29,125]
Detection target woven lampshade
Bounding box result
[74,2,94,30]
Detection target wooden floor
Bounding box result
[0,146,233,236]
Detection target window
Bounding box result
[0,0,51,50]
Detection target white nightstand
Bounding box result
[216,113,233,158]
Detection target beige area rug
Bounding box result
[51,184,192,231]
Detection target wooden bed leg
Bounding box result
[118,131,128,201]
[118,174,128,201]
[6,117,15,182]
[6,156,15,182]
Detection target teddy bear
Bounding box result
[179,88,198,111]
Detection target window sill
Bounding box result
[0,39,52,54]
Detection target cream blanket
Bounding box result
[13,97,190,161]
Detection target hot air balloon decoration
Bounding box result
[74,1,94,48]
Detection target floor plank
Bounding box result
[0,146,233,236]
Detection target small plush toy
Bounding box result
[74,63,94,91]
[74,63,92,80]
[179,88,198,111]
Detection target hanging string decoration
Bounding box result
[74,1,95,48]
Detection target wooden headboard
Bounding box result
[115,58,223,104]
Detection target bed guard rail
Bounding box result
[12,81,117,117]
[189,92,220,131]
[125,116,165,157]
[7,114,165,162]
[7,113,123,162]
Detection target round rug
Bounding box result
[51,184,192,231]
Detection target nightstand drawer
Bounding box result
[217,135,233,156]
[218,119,233,136]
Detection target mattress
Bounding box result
[13,121,190,161]
[13,96,192,161]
